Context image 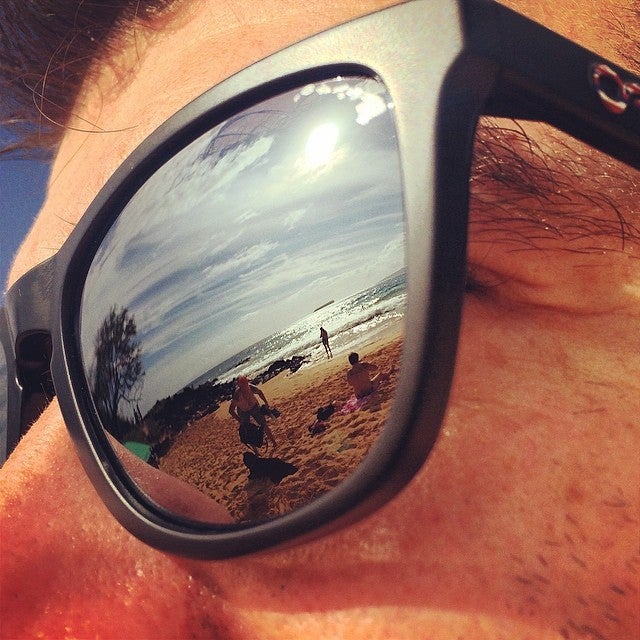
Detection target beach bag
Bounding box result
[242,452,297,484]
[316,403,335,421]
[239,421,264,448]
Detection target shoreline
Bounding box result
[260,317,404,404]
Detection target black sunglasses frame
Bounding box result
[1,0,639,558]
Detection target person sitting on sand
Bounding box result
[346,352,389,399]
[229,376,277,449]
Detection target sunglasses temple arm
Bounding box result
[463,0,640,170]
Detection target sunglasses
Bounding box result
[1,0,639,559]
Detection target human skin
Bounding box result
[1,0,639,638]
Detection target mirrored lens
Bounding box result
[80,75,406,524]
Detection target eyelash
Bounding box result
[464,265,507,298]
[464,272,482,295]
[464,267,490,297]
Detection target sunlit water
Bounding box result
[193,268,406,386]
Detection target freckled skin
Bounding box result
[1,0,639,637]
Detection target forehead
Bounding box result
[501,0,639,69]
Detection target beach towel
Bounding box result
[339,394,371,414]
[124,441,152,462]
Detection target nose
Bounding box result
[0,402,133,627]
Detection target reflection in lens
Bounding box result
[80,76,406,524]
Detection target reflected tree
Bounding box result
[91,306,145,440]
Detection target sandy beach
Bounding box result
[159,328,403,522]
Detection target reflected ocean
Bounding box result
[192,269,406,387]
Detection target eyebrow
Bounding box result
[470,118,640,251]
[603,1,640,72]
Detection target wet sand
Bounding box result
[159,331,402,522]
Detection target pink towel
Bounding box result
[339,394,370,414]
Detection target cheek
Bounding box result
[446,296,640,533]
[1,404,134,619]
[1,402,106,520]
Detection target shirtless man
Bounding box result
[229,375,277,449]
[346,352,387,398]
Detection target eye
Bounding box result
[464,268,485,296]
[463,265,506,298]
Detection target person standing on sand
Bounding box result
[346,352,389,398]
[229,376,277,449]
[320,327,332,358]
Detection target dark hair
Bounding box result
[0,0,178,155]
[348,352,359,365]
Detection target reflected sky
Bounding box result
[80,76,405,412]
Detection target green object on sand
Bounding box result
[124,441,152,462]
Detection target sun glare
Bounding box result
[304,123,339,169]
